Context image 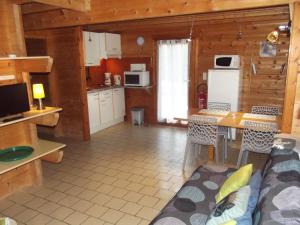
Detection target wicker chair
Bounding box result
[182,115,225,170]
[251,105,280,116]
[237,121,278,167]
[207,102,232,158]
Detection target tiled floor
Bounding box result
[0,123,267,225]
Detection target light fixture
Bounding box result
[266,21,291,45]
[33,84,45,110]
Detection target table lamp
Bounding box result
[33,83,45,110]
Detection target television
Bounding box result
[0,83,30,118]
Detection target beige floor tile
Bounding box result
[113,179,130,188]
[139,219,151,225]
[78,189,98,200]
[47,219,69,225]
[139,186,159,196]
[128,174,145,183]
[54,182,73,192]
[71,199,93,212]
[97,184,114,194]
[84,181,102,190]
[64,211,88,225]
[33,187,55,198]
[85,204,109,217]
[0,200,15,211]
[153,199,169,210]
[27,214,52,225]
[138,196,159,207]
[24,198,47,210]
[105,198,126,210]
[50,206,74,220]
[136,206,159,220]
[115,172,132,180]
[37,201,60,214]
[155,189,175,200]
[8,192,33,204]
[122,191,143,203]
[59,195,80,207]
[13,208,38,223]
[67,186,84,196]
[101,209,124,224]
[126,183,144,192]
[116,214,141,225]
[102,176,118,184]
[45,191,67,203]
[81,217,105,225]
[109,187,128,198]
[91,193,112,205]
[140,177,159,186]
[120,202,143,215]
[103,168,119,176]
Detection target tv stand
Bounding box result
[2,115,24,123]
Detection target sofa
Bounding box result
[150,135,300,225]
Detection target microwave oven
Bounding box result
[214,55,240,69]
[124,71,150,87]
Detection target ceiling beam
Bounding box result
[20,0,90,12]
[22,0,294,31]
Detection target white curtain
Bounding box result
[157,39,189,123]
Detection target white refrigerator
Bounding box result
[207,69,242,139]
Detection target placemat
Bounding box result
[198,109,229,116]
[242,113,276,121]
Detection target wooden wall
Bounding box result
[110,7,290,123]
[25,27,89,140]
[292,62,300,135]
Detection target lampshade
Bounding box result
[33,84,45,99]
[266,30,279,45]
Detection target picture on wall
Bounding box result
[260,41,277,57]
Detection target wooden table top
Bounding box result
[186,108,281,129]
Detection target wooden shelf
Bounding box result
[0,107,62,127]
[0,139,66,175]
[0,56,53,73]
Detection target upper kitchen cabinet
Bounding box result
[99,33,122,59]
[83,31,100,66]
[83,31,122,66]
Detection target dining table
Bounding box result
[177,108,282,161]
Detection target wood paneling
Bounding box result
[282,1,300,133]
[26,27,89,140]
[21,0,293,31]
[117,7,290,124]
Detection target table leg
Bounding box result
[208,145,214,161]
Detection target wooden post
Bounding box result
[281,2,300,133]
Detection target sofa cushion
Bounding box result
[149,164,236,225]
[206,185,251,225]
[254,137,300,225]
[216,164,253,203]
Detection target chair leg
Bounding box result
[242,151,249,165]
[229,128,232,142]
[224,132,228,160]
[237,148,244,168]
[214,143,219,163]
[182,139,190,171]
[222,137,225,164]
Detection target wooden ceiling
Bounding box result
[20,0,293,31]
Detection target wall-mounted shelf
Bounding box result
[0,107,62,127]
[0,56,53,73]
[0,139,66,175]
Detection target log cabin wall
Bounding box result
[112,6,290,122]
[292,62,300,135]
[25,28,89,140]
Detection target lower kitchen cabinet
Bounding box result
[87,87,125,134]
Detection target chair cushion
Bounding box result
[150,164,236,225]
[206,185,251,225]
[216,164,253,203]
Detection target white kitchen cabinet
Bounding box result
[83,31,100,66]
[99,89,114,129]
[87,87,125,134]
[112,88,125,120]
[99,33,122,59]
[87,92,101,134]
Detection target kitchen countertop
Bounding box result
[87,85,124,93]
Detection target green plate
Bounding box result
[0,146,34,162]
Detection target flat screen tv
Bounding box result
[0,83,30,118]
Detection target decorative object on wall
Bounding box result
[136,36,145,46]
[266,21,291,45]
[33,83,45,110]
[260,41,277,57]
